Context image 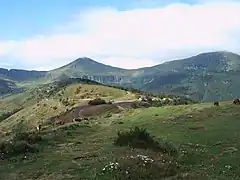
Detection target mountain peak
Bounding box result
[50,57,125,76]
[194,51,239,58]
[72,57,103,66]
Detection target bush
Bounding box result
[14,131,42,144]
[114,127,177,155]
[131,102,151,109]
[233,98,240,105]
[97,153,180,180]
[61,99,70,106]
[0,139,39,159]
[131,102,140,109]
[52,106,58,110]
[0,122,43,159]
[75,86,82,94]
[88,98,107,106]
[213,101,219,106]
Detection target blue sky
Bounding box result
[0,0,240,70]
[0,0,195,40]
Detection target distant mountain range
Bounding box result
[1,51,240,102]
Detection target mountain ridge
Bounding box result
[1,51,240,102]
[1,51,239,74]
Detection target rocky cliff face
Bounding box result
[80,75,129,84]
[0,68,47,81]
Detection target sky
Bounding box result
[0,0,240,70]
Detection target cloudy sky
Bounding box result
[0,0,240,70]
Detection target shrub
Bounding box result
[139,101,151,108]
[0,140,38,159]
[131,102,151,109]
[131,102,140,109]
[13,131,42,144]
[0,123,43,159]
[114,127,177,155]
[233,98,240,105]
[88,98,107,106]
[75,86,82,94]
[52,106,58,110]
[62,99,70,106]
[97,153,180,180]
[213,101,219,106]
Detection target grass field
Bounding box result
[1,101,240,179]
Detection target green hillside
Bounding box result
[0,78,140,131]
[1,98,240,179]
[0,74,240,180]
[139,51,240,101]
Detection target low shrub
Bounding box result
[0,139,39,159]
[131,102,151,109]
[88,98,107,106]
[62,99,70,106]
[131,102,140,109]
[0,123,43,159]
[233,98,240,105]
[114,127,177,156]
[213,101,219,106]
[52,106,58,110]
[75,86,82,94]
[13,131,42,144]
[97,153,180,180]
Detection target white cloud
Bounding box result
[0,1,240,70]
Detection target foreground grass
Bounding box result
[1,102,240,179]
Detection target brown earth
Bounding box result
[48,102,134,124]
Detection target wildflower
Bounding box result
[225,165,232,169]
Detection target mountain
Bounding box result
[0,68,47,81]
[1,51,240,102]
[51,57,125,75]
[46,57,126,83]
[131,51,240,101]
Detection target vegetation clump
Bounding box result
[0,140,38,159]
[75,86,82,94]
[214,101,219,106]
[61,98,70,106]
[0,108,22,122]
[114,127,177,155]
[98,153,180,180]
[88,98,107,106]
[233,98,240,105]
[0,123,42,159]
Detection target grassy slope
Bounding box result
[0,83,137,131]
[1,101,240,179]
